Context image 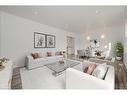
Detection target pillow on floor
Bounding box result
[92,63,108,79]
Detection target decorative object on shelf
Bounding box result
[46,34,55,48]
[95,50,102,56]
[34,32,46,48]
[0,57,9,71]
[114,42,124,61]
[90,39,100,48]
[63,51,67,58]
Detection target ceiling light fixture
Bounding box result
[95,10,99,14]
[101,35,105,39]
[86,36,90,41]
[104,45,108,49]
[34,11,38,15]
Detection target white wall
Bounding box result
[75,25,125,57]
[0,11,69,67]
[0,12,1,57]
[67,32,76,38]
[124,19,127,69]
[75,34,85,55]
[0,11,125,67]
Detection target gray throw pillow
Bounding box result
[92,63,108,79]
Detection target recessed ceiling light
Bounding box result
[86,36,90,40]
[95,10,99,14]
[101,34,105,39]
[34,11,38,15]
[104,45,108,49]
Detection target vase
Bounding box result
[116,57,122,61]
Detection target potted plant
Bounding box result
[114,42,124,60]
[0,57,9,67]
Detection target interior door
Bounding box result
[67,36,75,56]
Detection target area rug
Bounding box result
[11,67,22,89]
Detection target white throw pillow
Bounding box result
[92,63,108,79]
[38,53,43,58]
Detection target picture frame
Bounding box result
[34,32,46,48]
[90,39,100,48]
[46,34,55,48]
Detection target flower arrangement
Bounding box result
[0,57,9,66]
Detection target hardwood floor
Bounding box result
[115,62,127,89]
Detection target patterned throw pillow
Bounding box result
[86,64,97,75]
[31,53,39,59]
[47,52,52,57]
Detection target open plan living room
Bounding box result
[0,6,127,90]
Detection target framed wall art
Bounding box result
[34,32,46,48]
[46,34,55,48]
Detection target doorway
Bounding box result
[67,36,75,58]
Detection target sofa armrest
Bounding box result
[105,65,115,89]
[66,68,114,89]
[26,55,33,69]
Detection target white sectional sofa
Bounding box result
[0,61,13,89]
[66,61,115,89]
[26,55,63,70]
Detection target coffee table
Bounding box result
[46,59,81,76]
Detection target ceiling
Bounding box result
[0,6,126,33]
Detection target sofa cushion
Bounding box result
[31,53,39,59]
[33,57,48,62]
[92,63,108,79]
[37,53,43,58]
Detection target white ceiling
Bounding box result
[0,6,126,33]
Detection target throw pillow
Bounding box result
[92,63,108,79]
[38,53,43,58]
[31,53,39,59]
[60,51,63,55]
[83,67,88,73]
[86,64,97,75]
[47,52,52,57]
